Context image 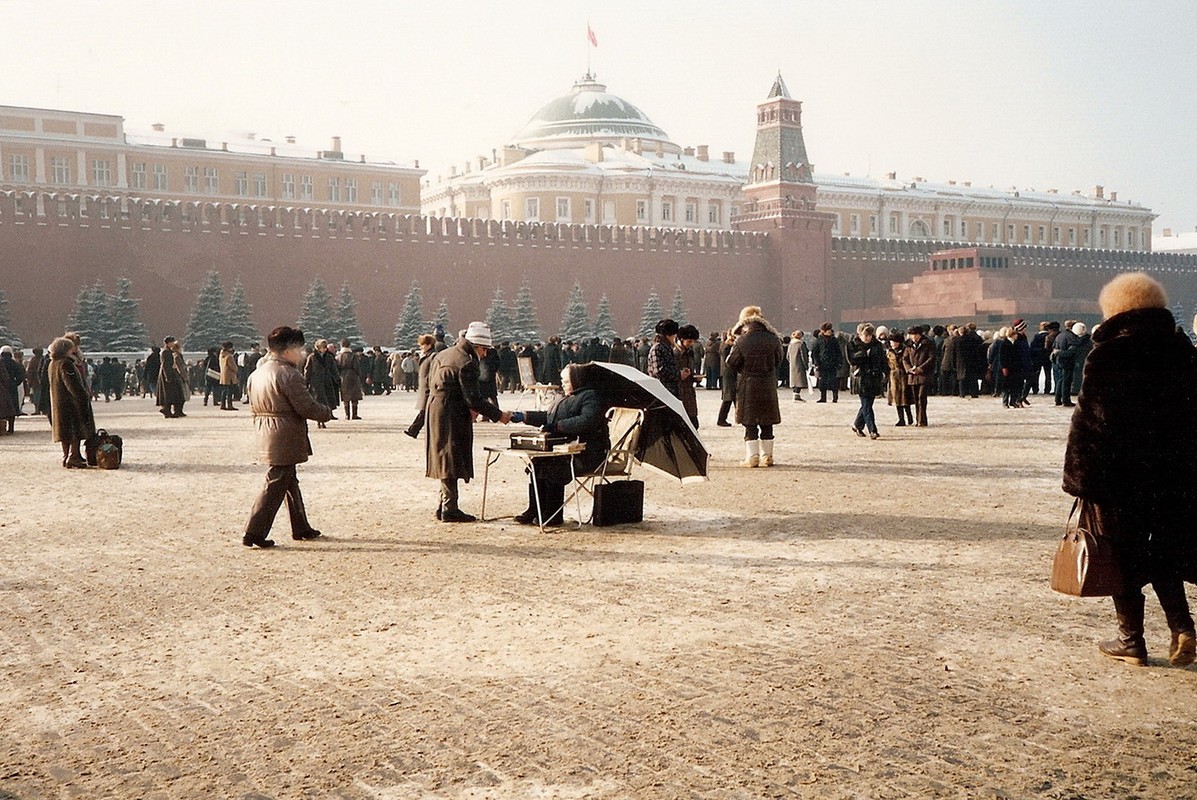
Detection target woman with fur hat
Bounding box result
[647,319,684,398]
[1063,272,1197,667]
[884,330,913,426]
[727,305,784,467]
[47,336,96,466]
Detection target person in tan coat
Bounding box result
[242,326,333,548]
[218,342,239,411]
[47,336,96,467]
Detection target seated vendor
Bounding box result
[517,364,611,526]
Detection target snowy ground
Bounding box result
[1,386,1194,799]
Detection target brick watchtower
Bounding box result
[732,74,835,328]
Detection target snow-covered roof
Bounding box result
[813,173,1151,212]
[1153,230,1197,252]
[124,127,420,171]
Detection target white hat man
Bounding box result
[424,321,513,522]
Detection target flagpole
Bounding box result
[586,20,591,77]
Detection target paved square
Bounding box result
[1,388,1193,799]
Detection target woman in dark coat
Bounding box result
[1063,272,1197,667]
[516,364,611,526]
[47,336,96,467]
[335,341,364,419]
[810,322,842,402]
[674,325,701,428]
[847,325,887,439]
[157,337,188,418]
[716,330,737,427]
[304,339,339,428]
[727,305,784,468]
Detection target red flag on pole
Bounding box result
[587,25,598,47]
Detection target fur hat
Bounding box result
[1098,272,1168,319]
[1071,322,1088,336]
[736,305,762,327]
[464,321,494,348]
[677,324,700,341]
[655,318,679,337]
[875,325,889,339]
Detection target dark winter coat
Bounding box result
[1063,307,1197,585]
[143,350,160,387]
[647,336,681,396]
[847,337,887,397]
[955,330,986,375]
[0,354,22,419]
[901,337,935,385]
[157,348,188,408]
[248,353,333,466]
[940,335,958,376]
[810,333,841,390]
[424,338,504,481]
[675,343,699,420]
[538,342,564,384]
[336,349,364,402]
[727,317,784,426]
[719,339,737,403]
[524,387,610,478]
[304,350,338,407]
[49,354,96,443]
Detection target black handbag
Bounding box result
[1051,499,1123,597]
[593,480,644,527]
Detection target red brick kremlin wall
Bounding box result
[0,193,773,347]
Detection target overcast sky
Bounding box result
[5,0,1195,233]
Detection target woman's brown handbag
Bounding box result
[1051,499,1123,596]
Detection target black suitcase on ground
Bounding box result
[592,480,644,526]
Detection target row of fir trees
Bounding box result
[390,281,692,350]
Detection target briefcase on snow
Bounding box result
[1051,498,1122,597]
[593,480,644,526]
[85,429,124,469]
[510,432,570,452]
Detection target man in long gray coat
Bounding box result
[425,322,513,522]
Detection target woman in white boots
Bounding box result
[727,305,785,467]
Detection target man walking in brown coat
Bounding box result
[243,326,333,548]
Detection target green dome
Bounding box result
[512,75,673,149]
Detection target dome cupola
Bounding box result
[511,74,678,153]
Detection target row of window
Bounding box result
[494,196,733,225]
[4,154,403,205]
[830,211,1143,249]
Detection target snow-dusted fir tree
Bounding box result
[185,270,227,349]
[0,290,22,347]
[222,280,259,348]
[106,278,150,351]
[334,281,367,346]
[67,281,113,350]
[392,282,425,348]
[558,282,591,342]
[434,299,453,343]
[637,289,663,338]
[512,281,541,343]
[485,288,514,343]
[668,286,689,327]
[592,294,617,341]
[295,278,336,342]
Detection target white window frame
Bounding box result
[203,167,219,194]
[1069,228,1077,246]
[345,178,357,203]
[1038,225,1046,243]
[602,200,616,223]
[1023,224,1031,242]
[282,174,295,199]
[253,173,267,198]
[328,177,340,202]
[869,214,878,235]
[889,215,898,234]
[130,162,147,189]
[524,197,539,221]
[850,214,860,234]
[51,156,71,184]
[831,214,840,234]
[184,166,199,193]
[300,175,313,201]
[8,154,29,182]
[92,159,112,186]
[234,170,249,196]
[371,181,383,205]
[555,196,571,222]
[387,182,400,206]
[684,201,697,224]
[152,163,168,191]
[709,203,721,225]
[584,198,595,223]
[500,199,512,220]
[635,199,648,222]
[661,200,673,223]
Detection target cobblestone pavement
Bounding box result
[1,388,1194,799]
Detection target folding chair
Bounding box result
[566,406,644,523]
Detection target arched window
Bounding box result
[909,219,930,238]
